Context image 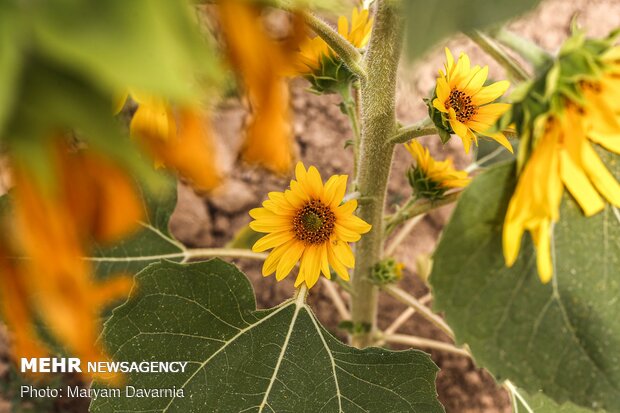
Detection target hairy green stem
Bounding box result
[469,30,530,82]
[339,86,361,180]
[389,118,437,144]
[384,191,462,236]
[302,11,366,79]
[350,0,404,348]
[184,248,267,261]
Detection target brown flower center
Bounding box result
[293,200,335,245]
[446,89,476,122]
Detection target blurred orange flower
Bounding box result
[129,96,222,192]
[219,0,300,173]
[0,139,143,380]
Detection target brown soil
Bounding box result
[2,0,619,412]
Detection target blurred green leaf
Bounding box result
[474,137,516,167]
[405,0,541,59]
[29,0,220,99]
[0,4,22,136]
[5,61,162,192]
[430,156,620,411]
[91,260,444,413]
[226,224,263,249]
[514,387,606,413]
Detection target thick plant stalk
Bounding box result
[350,0,404,347]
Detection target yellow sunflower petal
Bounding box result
[252,230,294,252]
[262,241,293,276]
[335,223,362,242]
[581,142,620,207]
[436,77,450,104]
[319,243,331,279]
[301,245,321,289]
[337,199,358,215]
[337,215,372,234]
[588,131,620,154]
[275,241,304,281]
[560,151,605,216]
[306,166,324,198]
[327,242,350,281]
[331,240,354,268]
[472,80,510,106]
[433,97,448,113]
[532,220,553,284]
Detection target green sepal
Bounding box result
[424,96,453,144]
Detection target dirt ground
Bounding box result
[2,0,620,412]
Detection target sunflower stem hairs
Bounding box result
[430,48,513,154]
[250,162,371,289]
[503,28,620,283]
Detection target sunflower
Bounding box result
[250,163,371,289]
[503,37,620,283]
[432,48,512,154]
[405,140,470,200]
[294,8,372,93]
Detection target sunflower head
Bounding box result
[429,48,512,154]
[250,162,371,289]
[405,140,469,200]
[502,28,620,283]
[508,28,620,169]
[295,8,372,94]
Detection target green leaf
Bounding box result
[474,137,516,167]
[5,61,162,192]
[225,224,263,249]
[512,387,606,413]
[91,177,184,279]
[0,4,23,136]
[90,260,444,413]
[29,0,219,99]
[430,157,620,411]
[405,0,542,59]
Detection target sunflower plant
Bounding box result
[1,0,619,412]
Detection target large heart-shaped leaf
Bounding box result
[90,260,444,412]
[514,387,606,413]
[430,158,620,411]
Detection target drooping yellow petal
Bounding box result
[560,151,605,216]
